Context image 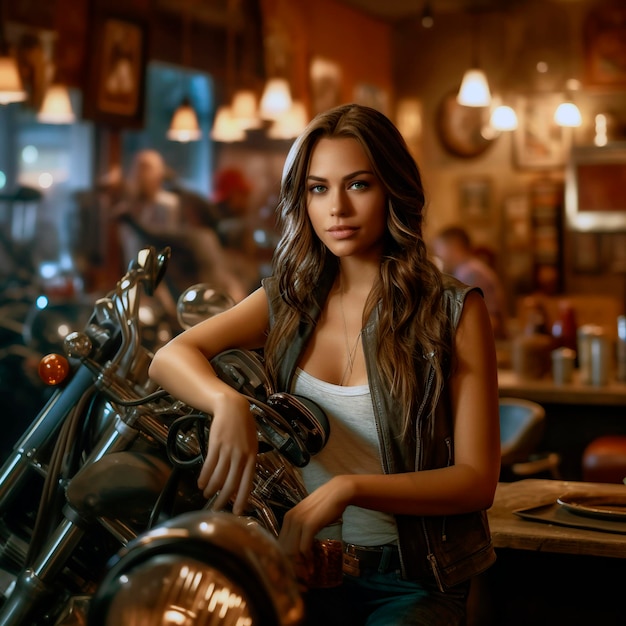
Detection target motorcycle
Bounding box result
[0,246,328,625]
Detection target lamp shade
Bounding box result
[0,55,27,104]
[259,78,292,121]
[38,85,75,124]
[210,105,245,142]
[267,100,308,140]
[490,105,517,131]
[231,89,262,129]
[554,101,582,127]
[167,98,202,142]
[457,68,491,107]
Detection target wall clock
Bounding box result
[435,90,496,158]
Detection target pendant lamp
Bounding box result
[0,49,26,104]
[457,13,491,107]
[554,101,582,127]
[259,77,292,121]
[38,83,75,124]
[167,97,202,141]
[231,89,262,130]
[267,100,307,140]
[210,105,245,142]
[490,104,517,131]
[167,0,201,142]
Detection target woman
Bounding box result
[149,103,500,625]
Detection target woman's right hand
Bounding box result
[197,391,258,515]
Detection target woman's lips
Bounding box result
[327,226,358,240]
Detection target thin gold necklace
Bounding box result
[339,284,362,386]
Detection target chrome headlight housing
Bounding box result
[88,511,303,626]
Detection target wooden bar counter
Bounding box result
[488,479,626,558]
[498,368,626,406]
[468,479,626,625]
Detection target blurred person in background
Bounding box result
[432,226,507,339]
[114,149,249,311]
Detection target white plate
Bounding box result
[557,493,626,521]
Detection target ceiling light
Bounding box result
[231,89,262,129]
[167,97,202,142]
[457,69,491,107]
[259,78,292,121]
[38,84,75,124]
[267,100,308,140]
[210,105,245,142]
[490,105,517,131]
[0,54,27,104]
[554,101,582,127]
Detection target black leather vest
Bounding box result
[263,273,496,589]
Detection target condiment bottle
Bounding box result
[512,297,554,380]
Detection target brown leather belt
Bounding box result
[342,543,401,577]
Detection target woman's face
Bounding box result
[306,137,387,262]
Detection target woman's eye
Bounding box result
[349,181,368,190]
[309,185,326,194]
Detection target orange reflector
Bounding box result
[38,354,71,386]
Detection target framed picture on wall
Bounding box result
[513,94,571,169]
[83,13,147,127]
[458,177,492,222]
[583,3,626,88]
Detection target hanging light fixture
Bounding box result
[38,83,75,123]
[267,100,307,140]
[490,104,517,131]
[231,88,262,130]
[554,78,582,128]
[167,97,202,141]
[259,77,292,121]
[0,1,26,106]
[554,101,581,127]
[168,0,201,142]
[457,13,491,107]
[210,0,246,142]
[210,105,245,142]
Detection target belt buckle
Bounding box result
[342,548,360,576]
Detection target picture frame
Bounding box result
[458,176,492,222]
[513,94,571,169]
[583,3,626,89]
[565,144,626,232]
[83,13,147,128]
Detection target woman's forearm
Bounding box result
[149,343,247,415]
[332,463,497,518]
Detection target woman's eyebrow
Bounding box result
[306,169,374,182]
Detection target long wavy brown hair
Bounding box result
[264,103,450,435]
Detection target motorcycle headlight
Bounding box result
[96,554,256,625]
[88,512,303,626]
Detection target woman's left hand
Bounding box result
[278,475,350,578]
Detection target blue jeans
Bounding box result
[303,569,469,626]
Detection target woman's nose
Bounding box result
[330,190,346,216]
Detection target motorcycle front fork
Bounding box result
[0,414,140,626]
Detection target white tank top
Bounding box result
[292,368,398,546]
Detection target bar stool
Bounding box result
[582,435,626,484]
[499,397,561,480]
